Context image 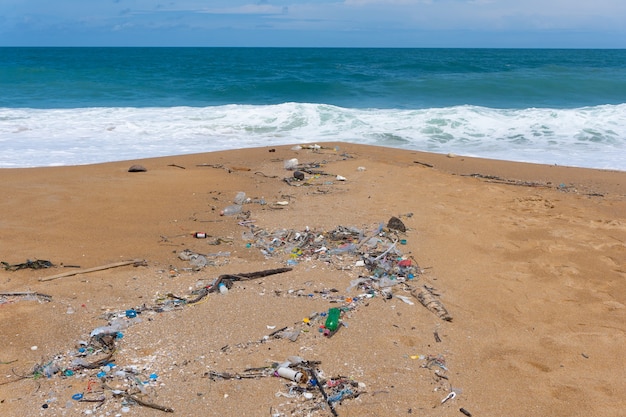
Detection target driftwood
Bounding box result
[410,285,452,322]
[0,291,52,302]
[104,383,173,413]
[122,392,173,413]
[187,267,293,305]
[306,366,339,417]
[39,259,146,282]
[413,160,434,168]
[461,173,549,188]
[218,267,293,282]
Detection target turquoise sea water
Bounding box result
[1,47,625,169]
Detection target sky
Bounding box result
[1,0,625,48]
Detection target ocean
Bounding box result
[1,47,625,170]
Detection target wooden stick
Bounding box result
[123,393,174,413]
[219,267,292,281]
[306,366,338,417]
[104,383,173,413]
[39,259,146,282]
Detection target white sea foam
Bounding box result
[1,103,624,170]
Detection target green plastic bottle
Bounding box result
[325,308,341,332]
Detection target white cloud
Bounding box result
[1,0,625,46]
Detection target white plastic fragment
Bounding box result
[284,158,299,169]
[395,295,415,305]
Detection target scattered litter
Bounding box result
[16,312,174,414]
[14,185,459,416]
[207,357,364,416]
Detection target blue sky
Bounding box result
[1,0,625,48]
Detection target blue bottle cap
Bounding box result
[125,309,137,318]
[72,393,83,401]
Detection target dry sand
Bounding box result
[1,143,625,417]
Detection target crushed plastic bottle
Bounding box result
[329,243,357,255]
[42,363,59,378]
[284,158,299,170]
[90,317,140,338]
[220,204,242,216]
[233,191,247,205]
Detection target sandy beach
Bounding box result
[1,142,625,417]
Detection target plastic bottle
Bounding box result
[220,204,242,216]
[329,243,357,255]
[218,282,229,295]
[324,307,341,332]
[276,367,308,383]
[233,192,246,205]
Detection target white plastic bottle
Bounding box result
[220,204,242,216]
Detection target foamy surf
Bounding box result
[1,103,625,170]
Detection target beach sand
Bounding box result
[1,143,625,416]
